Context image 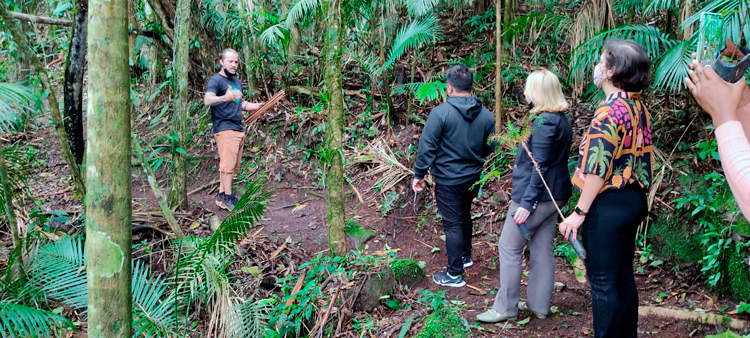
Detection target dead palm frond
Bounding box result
[570,0,615,96]
[353,139,415,195]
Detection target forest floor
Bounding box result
[4,108,747,337]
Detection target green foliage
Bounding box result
[673,171,750,294]
[131,261,178,338]
[225,298,274,338]
[344,219,375,249]
[0,82,37,133]
[0,302,74,338]
[414,290,468,338]
[706,330,750,338]
[384,15,441,70]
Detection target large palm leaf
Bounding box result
[681,0,750,44]
[568,24,677,93]
[654,39,694,92]
[383,15,441,70]
[200,179,269,254]
[24,235,88,309]
[131,261,177,338]
[224,298,273,338]
[284,0,321,29]
[0,302,73,338]
[0,83,36,134]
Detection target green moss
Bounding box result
[345,220,375,250]
[727,248,750,301]
[415,307,467,338]
[647,213,702,264]
[391,259,424,280]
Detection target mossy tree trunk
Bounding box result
[85,0,132,333]
[0,0,86,198]
[238,0,261,98]
[169,0,190,210]
[63,0,88,165]
[324,0,346,257]
[0,143,22,278]
[494,1,503,133]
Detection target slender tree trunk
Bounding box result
[0,143,22,278]
[407,50,416,117]
[169,0,190,210]
[239,0,261,98]
[324,0,346,257]
[379,10,393,121]
[0,0,86,198]
[503,0,511,30]
[63,0,88,165]
[85,0,132,333]
[495,2,503,134]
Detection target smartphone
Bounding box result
[697,12,723,66]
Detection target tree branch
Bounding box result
[10,11,72,26]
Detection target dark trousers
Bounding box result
[435,179,479,276]
[581,184,648,338]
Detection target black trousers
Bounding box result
[581,184,648,338]
[435,179,479,276]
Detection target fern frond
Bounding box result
[654,39,693,92]
[225,298,273,338]
[0,82,37,134]
[384,15,441,70]
[0,302,73,338]
[284,0,321,29]
[24,236,88,310]
[131,261,178,338]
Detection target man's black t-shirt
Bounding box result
[206,73,244,134]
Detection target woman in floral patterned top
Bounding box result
[559,39,653,338]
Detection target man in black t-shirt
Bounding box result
[204,48,263,211]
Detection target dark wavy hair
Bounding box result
[603,39,651,92]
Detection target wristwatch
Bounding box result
[574,206,588,216]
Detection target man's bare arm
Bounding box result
[204,92,228,106]
[241,101,265,111]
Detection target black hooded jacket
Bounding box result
[413,96,496,186]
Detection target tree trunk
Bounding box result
[63,0,88,165]
[324,0,346,257]
[379,10,393,121]
[503,0,511,31]
[85,0,132,333]
[494,2,503,134]
[169,0,190,210]
[145,0,174,43]
[0,0,86,198]
[239,0,261,98]
[0,143,22,278]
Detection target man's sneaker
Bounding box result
[215,192,229,210]
[476,309,517,323]
[224,194,239,211]
[462,257,474,268]
[432,271,466,288]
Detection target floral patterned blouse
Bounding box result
[572,92,653,193]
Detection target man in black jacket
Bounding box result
[412,65,496,287]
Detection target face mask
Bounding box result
[527,101,535,110]
[224,68,236,78]
[593,64,607,88]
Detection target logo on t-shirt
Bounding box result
[230,84,241,104]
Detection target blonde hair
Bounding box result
[524,69,569,114]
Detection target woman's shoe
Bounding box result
[476,309,517,323]
[518,301,548,319]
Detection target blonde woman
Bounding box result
[477,69,572,323]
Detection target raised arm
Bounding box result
[686,61,750,218]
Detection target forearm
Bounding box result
[716,121,750,219]
[241,101,263,111]
[576,174,606,211]
[204,93,228,106]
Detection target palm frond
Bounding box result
[0,82,38,134]
[0,302,73,338]
[654,39,693,92]
[225,298,273,338]
[200,179,269,254]
[681,0,750,44]
[644,0,679,15]
[502,13,572,44]
[131,260,178,338]
[284,0,321,29]
[384,15,441,70]
[24,236,88,310]
[401,0,440,16]
[259,23,288,50]
[568,24,677,93]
